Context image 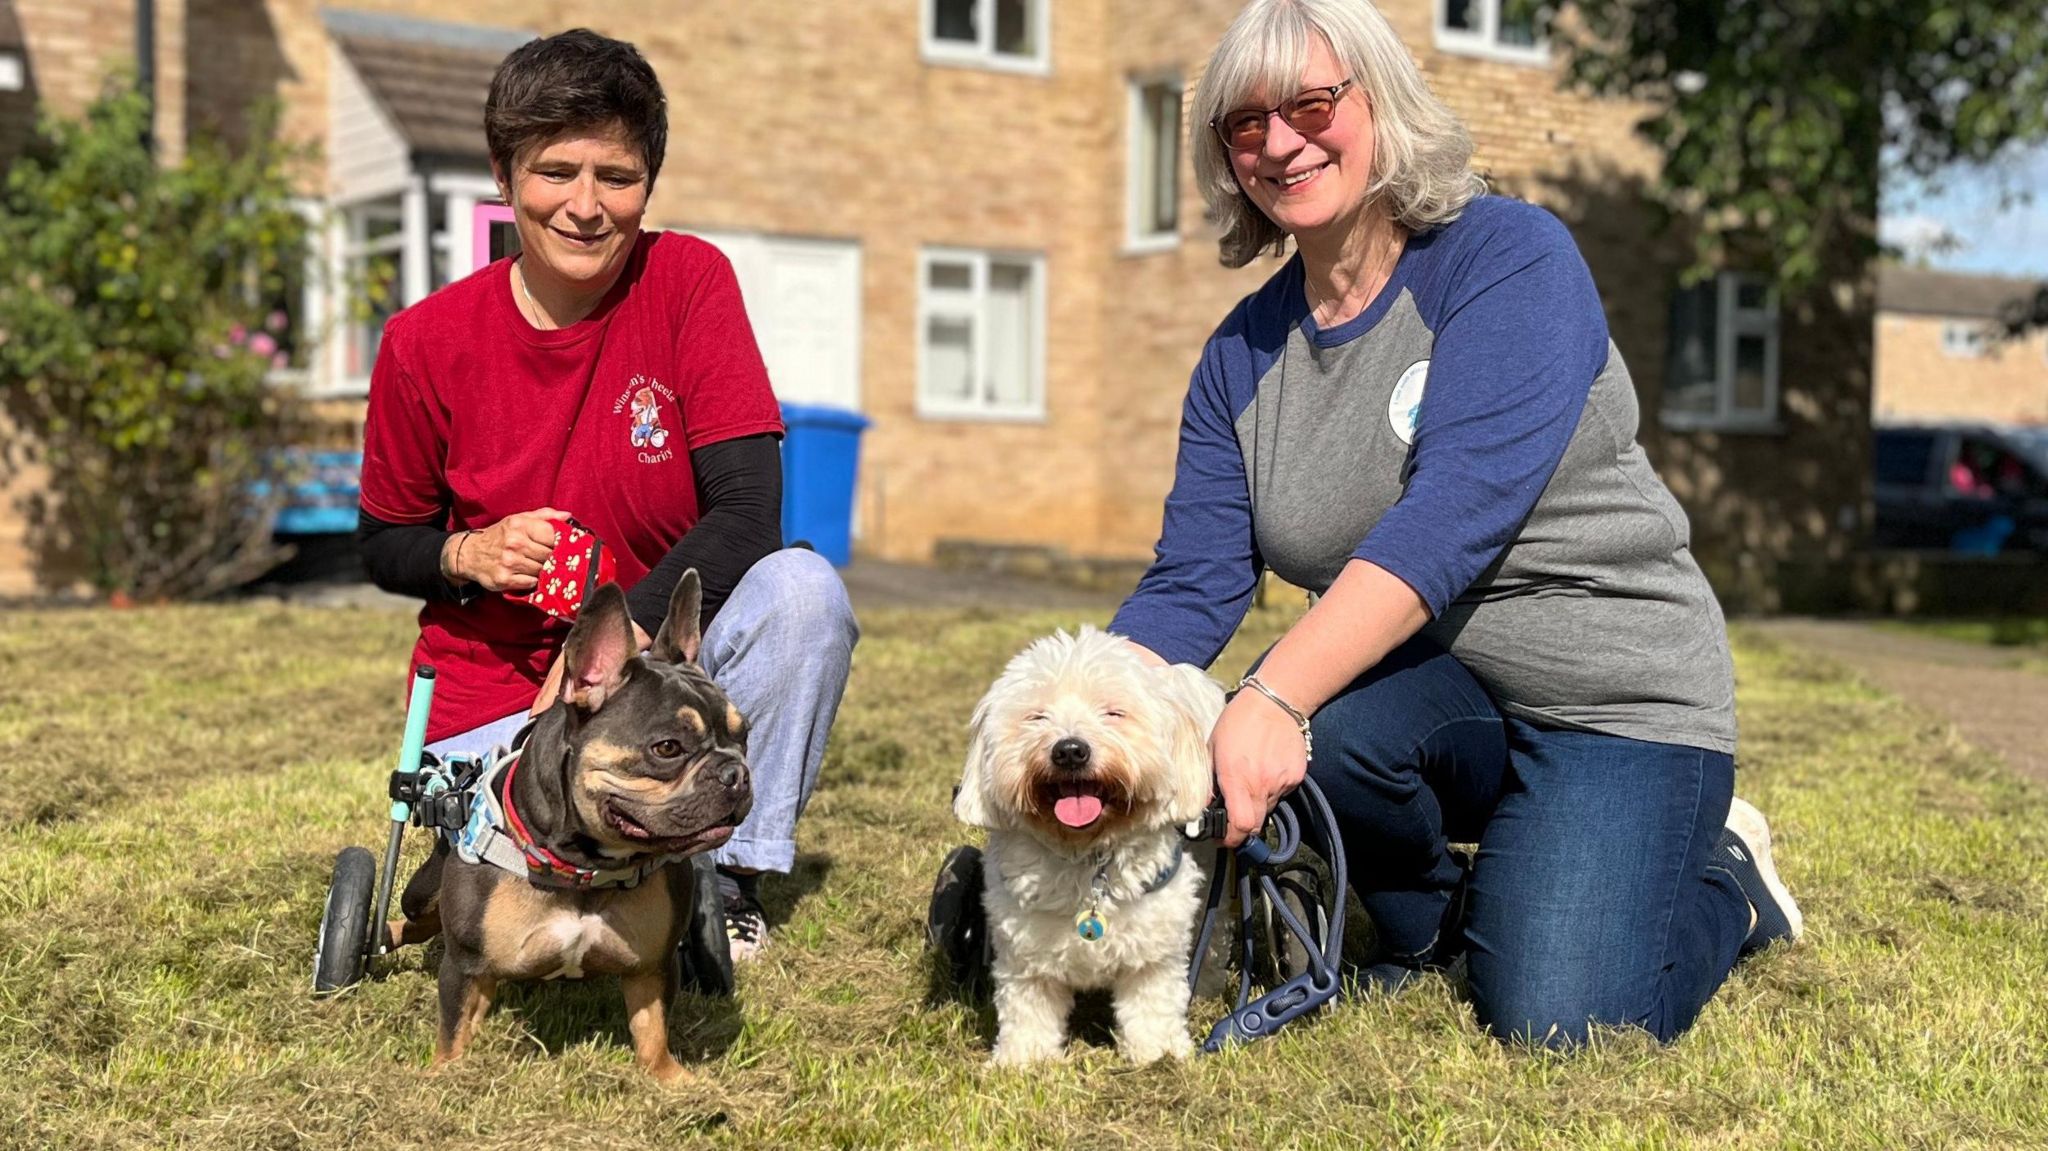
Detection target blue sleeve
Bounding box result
[1353,205,1607,614]
[1109,326,1261,668]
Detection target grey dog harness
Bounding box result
[451,745,675,890]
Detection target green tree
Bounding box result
[0,78,313,599]
[1553,0,2048,297]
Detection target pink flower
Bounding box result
[271,352,289,371]
[266,310,288,334]
[228,323,247,345]
[249,332,278,358]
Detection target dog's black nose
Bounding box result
[715,758,746,791]
[1051,737,1091,773]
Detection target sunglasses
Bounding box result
[1211,79,1355,150]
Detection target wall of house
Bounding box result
[0,0,1879,605]
[1875,312,2048,426]
[0,0,190,158]
[0,409,45,596]
[626,0,1124,564]
[8,0,134,122]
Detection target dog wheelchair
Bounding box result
[311,664,735,998]
[926,776,1349,1052]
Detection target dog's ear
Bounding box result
[651,568,703,665]
[561,582,636,712]
[1156,663,1227,824]
[952,695,999,829]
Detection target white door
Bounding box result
[686,230,863,412]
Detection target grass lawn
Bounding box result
[2,599,2045,1150]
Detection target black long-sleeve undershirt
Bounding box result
[355,433,783,637]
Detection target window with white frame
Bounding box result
[340,198,404,385]
[924,0,1048,72]
[918,249,1044,419]
[1436,0,1546,64]
[1127,75,1181,248]
[1941,319,1991,359]
[1663,272,1781,430]
[315,172,500,395]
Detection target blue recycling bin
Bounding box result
[779,403,870,568]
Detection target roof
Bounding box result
[322,7,534,165]
[0,1,24,52]
[1877,265,2044,321]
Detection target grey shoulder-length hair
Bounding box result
[1192,0,1486,268]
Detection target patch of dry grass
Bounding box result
[0,602,2043,1149]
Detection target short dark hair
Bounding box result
[485,29,668,189]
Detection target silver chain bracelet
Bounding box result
[1237,674,1313,759]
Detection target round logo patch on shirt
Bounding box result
[613,374,678,464]
[1389,360,1429,445]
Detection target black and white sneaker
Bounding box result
[1713,796,1804,955]
[719,870,768,963]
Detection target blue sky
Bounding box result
[1881,142,2048,280]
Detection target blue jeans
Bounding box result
[1303,638,1751,1047]
[427,548,859,874]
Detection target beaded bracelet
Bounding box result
[1238,674,1313,758]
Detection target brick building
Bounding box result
[0,0,1876,608]
[1875,266,2048,427]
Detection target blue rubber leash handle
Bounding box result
[1191,777,1350,1052]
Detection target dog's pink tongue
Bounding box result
[1055,793,1104,828]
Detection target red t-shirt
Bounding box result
[360,231,783,740]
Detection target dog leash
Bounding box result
[1183,777,1349,1051]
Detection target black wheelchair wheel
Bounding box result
[678,855,735,998]
[313,846,377,996]
[927,845,991,1001]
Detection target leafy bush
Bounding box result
[0,78,313,599]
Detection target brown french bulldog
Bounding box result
[386,570,751,1084]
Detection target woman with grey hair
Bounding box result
[1110,0,1801,1047]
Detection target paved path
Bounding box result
[1751,617,2048,787]
[838,558,1123,613]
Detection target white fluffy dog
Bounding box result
[954,627,1226,1065]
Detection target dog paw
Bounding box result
[1119,1032,1194,1065]
[645,1057,695,1087]
[989,1040,1062,1068]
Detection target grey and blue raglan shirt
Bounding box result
[1111,195,1736,754]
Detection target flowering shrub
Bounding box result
[0,79,313,599]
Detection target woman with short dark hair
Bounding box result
[356,28,856,962]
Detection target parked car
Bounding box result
[1872,422,2048,554]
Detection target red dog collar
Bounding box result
[505,516,616,622]
[495,748,663,889]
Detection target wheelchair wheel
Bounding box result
[313,846,377,995]
[927,845,991,1001]
[678,855,735,998]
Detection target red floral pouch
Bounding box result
[505,517,616,621]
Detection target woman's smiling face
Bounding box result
[1225,36,1376,244]
[499,120,649,292]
